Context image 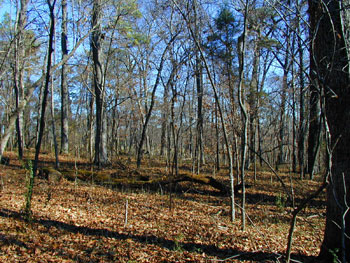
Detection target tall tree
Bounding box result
[307,76,321,179]
[308,0,350,261]
[91,0,108,166]
[308,0,322,179]
[207,6,238,172]
[237,0,249,231]
[13,0,29,159]
[192,0,205,172]
[277,0,292,167]
[297,0,307,179]
[60,0,69,154]
[25,0,56,218]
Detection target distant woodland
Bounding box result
[0,0,349,262]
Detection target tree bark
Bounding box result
[160,84,169,157]
[248,33,260,170]
[25,0,56,218]
[297,8,307,179]
[308,0,350,261]
[91,0,108,167]
[60,0,69,154]
[13,0,29,160]
[193,0,204,172]
[237,2,249,230]
[307,82,321,179]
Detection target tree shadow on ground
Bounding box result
[0,208,318,262]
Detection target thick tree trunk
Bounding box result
[308,1,350,261]
[91,0,108,167]
[308,3,322,179]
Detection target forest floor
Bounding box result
[0,151,326,262]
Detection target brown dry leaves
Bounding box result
[0,154,325,262]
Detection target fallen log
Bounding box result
[58,168,248,195]
[174,173,229,194]
[38,167,62,183]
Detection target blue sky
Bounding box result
[0,1,13,18]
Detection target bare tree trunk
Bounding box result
[60,0,69,154]
[170,85,178,176]
[50,32,59,169]
[50,78,59,169]
[91,0,108,167]
[237,0,249,230]
[13,0,29,160]
[215,100,220,171]
[291,34,297,173]
[278,61,290,167]
[193,0,204,173]
[307,86,321,179]
[160,85,169,157]
[248,31,260,170]
[308,0,350,261]
[195,56,204,173]
[88,91,94,162]
[277,0,292,168]
[25,0,56,218]
[308,3,322,179]
[297,8,307,179]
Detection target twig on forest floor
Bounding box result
[209,253,242,262]
[285,181,328,263]
[124,199,128,226]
